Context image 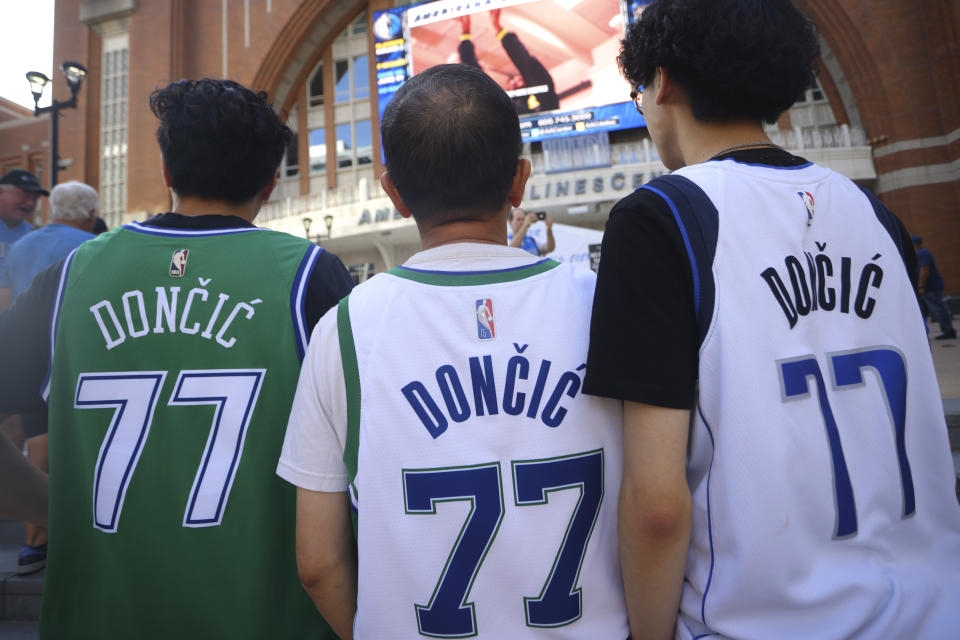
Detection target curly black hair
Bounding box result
[380,64,522,221]
[150,79,292,203]
[619,0,820,123]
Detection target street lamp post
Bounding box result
[301,214,335,244]
[25,61,87,188]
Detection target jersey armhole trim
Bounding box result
[696,403,718,629]
[41,248,80,401]
[338,296,361,495]
[640,184,702,316]
[856,185,905,258]
[291,245,325,361]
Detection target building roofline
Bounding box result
[0,96,34,119]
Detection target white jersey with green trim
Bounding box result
[279,244,627,639]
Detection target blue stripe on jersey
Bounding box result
[42,247,80,401]
[394,257,552,276]
[290,245,324,361]
[856,185,905,258]
[122,222,267,237]
[641,176,719,344]
[697,403,718,631]
[708,158,815,171]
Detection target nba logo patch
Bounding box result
[169,249,189,277]
[476,298,495,340]
[797,191,815,227]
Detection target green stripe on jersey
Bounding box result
[338,296,362,488]
[387,258,560,286]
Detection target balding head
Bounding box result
[380,64,522,221]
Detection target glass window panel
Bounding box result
[352,13,367,35]
[336,123,352,168]
[309,127,326,172]
[122,49,128,72]
[353,56,368,100]
[334,59,350,103]
[355,119,372,165]
[309,63,324,106]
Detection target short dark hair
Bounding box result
[150,79,292,203]
[380,64,522,220]
[619,0,820,124]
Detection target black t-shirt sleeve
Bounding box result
[304,250,354,333]
[583,189,699,409]
[0,260,61,414]
[895,214,918,291]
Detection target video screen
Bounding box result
[374,0,650,143]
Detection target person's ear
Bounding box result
[380,172,413,219]
[161,157,173,189]
[654,66,671,106]
[507,158,531,208]
[259,171,279,203]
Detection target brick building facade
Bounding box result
[39,0,960,288]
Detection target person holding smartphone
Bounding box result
[508,207,554,256]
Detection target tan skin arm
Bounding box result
[619,401,692,640]
[917,264,930,292]
[296,488,358,639]
[541,215,555,255]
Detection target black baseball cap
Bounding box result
[0,169,49,196]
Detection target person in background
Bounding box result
[0,169,46,274]
[0,180,98,575]
[913,235,956,340]
[0,428,46,527]
[584,1,960,638]
[508,207,554,256]
[0,180,98,311]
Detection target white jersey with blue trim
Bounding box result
[282,245,628,639]
[654,158,960,639]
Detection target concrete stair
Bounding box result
[0,518,42,637]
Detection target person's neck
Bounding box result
[415,208,510,250]
[170,193,260,221]
[49,219,88,231]
[676,118,774,167]
[1,217,24,230]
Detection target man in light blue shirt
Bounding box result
[0,181,98,309]
[0,169,47,278]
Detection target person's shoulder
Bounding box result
[608,181,678,226]
[549,260,596,286]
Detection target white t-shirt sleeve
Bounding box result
[276,305,349,492]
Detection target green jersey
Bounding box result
[42,221,335,639]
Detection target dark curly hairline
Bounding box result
[618,0,820,124]
[149,78,292,203]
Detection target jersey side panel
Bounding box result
[345,265,628,639]
[43,227,334,639]
[674,161,960,640]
